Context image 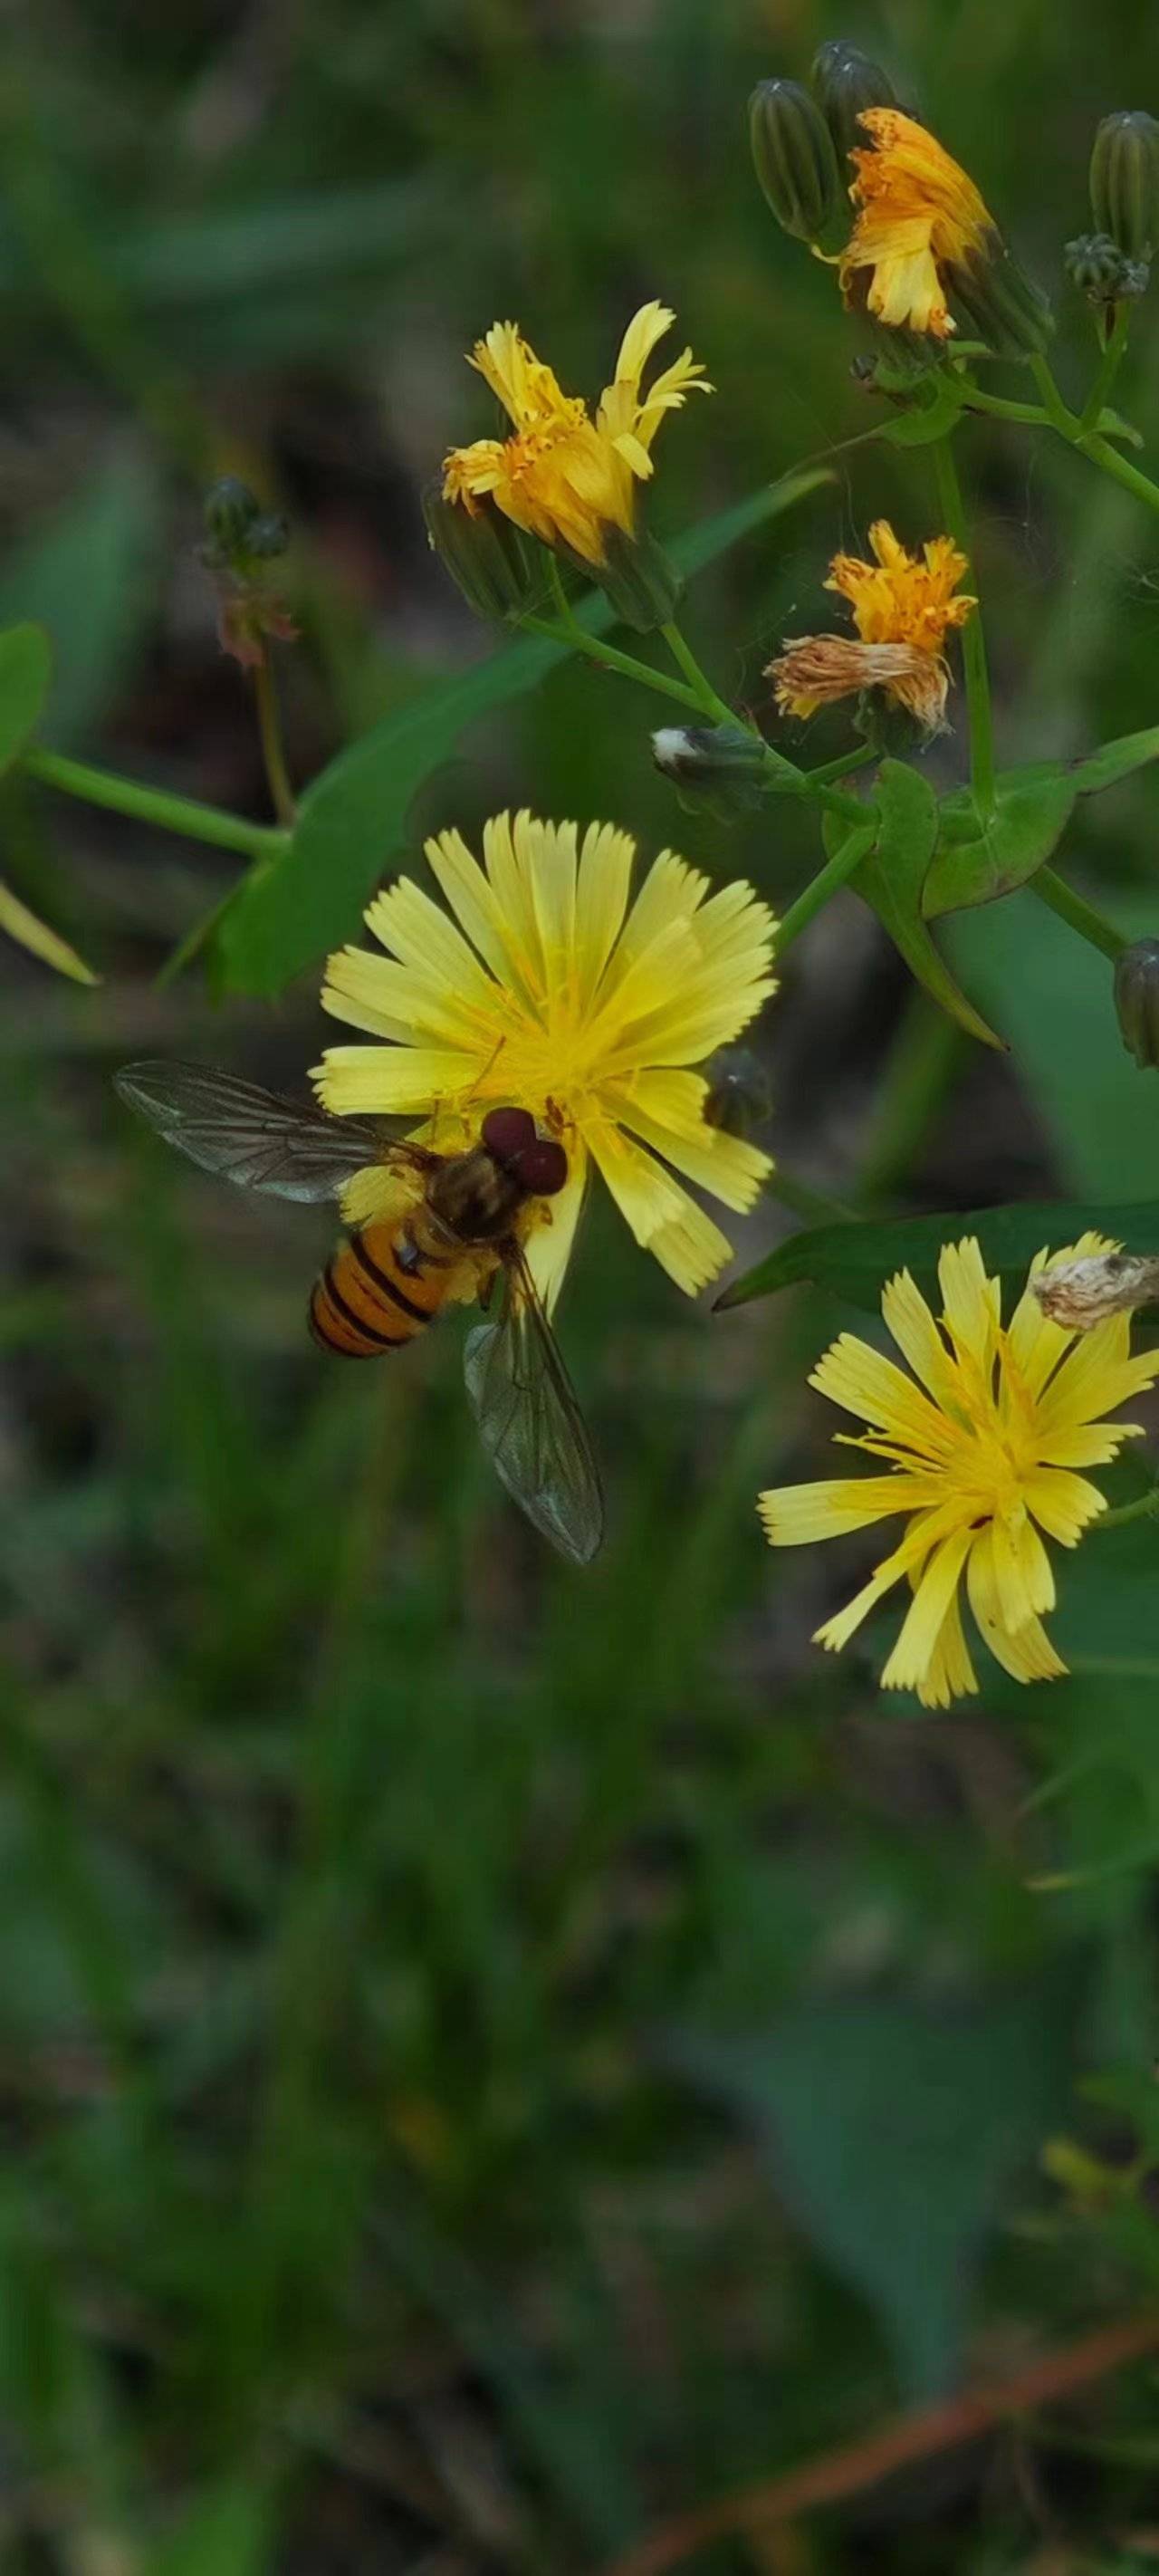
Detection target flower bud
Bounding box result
[702,1044,773,1139]
[1065,230,1150,304]
[1115,937,1159,1068]
[749,78,840,245]
[591,524,682,633]
[423,485,538,622]
[651,722,768,815]
[944,242,1054,358]
[1090,111,1159,263]
[202,476,263,563]
[810,42,898,168]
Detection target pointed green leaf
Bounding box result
[1071,724,1159,795]
[717,1195,1159,1312]
[841,758,1004,1048]
[923,769,1076,917]
[667,1972,1079,2400]
[213,470,832,995]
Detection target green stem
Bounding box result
[959,385,1050,426]
[523,610,871,825]
[1030,863,1128,965]
[765,1168,857,1227]
[254,654,297,828]
[801,745,880,789]
[1079,303,1131,437]
[1097,1487,1159,1534]
[1029,354,1079,438]
[19,745,289,864]
[1080,431,1159,517]
[660,619,736,723]
[776,821,877,955]
[931,434,997,822]
[521,615,708,716]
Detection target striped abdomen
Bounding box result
[309,1218,450,1358]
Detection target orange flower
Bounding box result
[839,108,992,339]
[768,520,976,730]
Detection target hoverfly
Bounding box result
[113,1062,603,1565]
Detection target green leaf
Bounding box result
[1071,724,1159,795]
[841,758,1004,1048]
[668,1973,1079,2398]
[215,469,832,995]
[876,370,967,448]
[923,770,1077,917]
[949,889,1159,1197]
[0,622,51,773]
[717,1195,1159,1312]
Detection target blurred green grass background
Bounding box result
[5,2,1159,2570]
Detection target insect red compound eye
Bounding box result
[482,1106,538,1162]
[516,1138,568,1197]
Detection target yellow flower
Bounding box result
[758,1235,1159,1711]
[441,303,712,568]
[314,811,776,1310]
[768,519,976,728]
[839,107,993,338]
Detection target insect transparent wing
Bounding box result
[463,1252,604,1566]
[113,1061,417,1204]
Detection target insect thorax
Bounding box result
[426,1145,525,1245]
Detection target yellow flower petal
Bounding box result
[313,1043,481,1115]
[760,1474,938,1546]
[810,1333,958,1459]
[879,1525,975,1697]
[965,1528,1067,1686]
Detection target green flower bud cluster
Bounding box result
[201,477,289,577]
[1065,231,1149,306]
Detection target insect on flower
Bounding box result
[113,1064,603,1566]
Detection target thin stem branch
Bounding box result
[931,434,997,822]
[253,654,297,828]
[520,616,708,715]
[1097,1487,1159,1534]
[776,821,877,955]
[1030,864,1128,965]
[19,746,289,864]
[595,2308,1159,2576]
[960,386,1049,426]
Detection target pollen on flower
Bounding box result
[312,811,777,1312]
[757,1235,1159,1711]
[441,304,712,568]
[839,107,994,337]
[767,519,975,729]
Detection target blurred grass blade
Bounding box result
[0,875,98,981]
[213,468,833,995]
[0,447,162,749]
[0,620,51,770]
